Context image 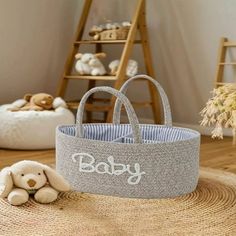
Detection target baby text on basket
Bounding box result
[71,153,145,185]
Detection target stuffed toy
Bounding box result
[75,53,106,76]
[9,93,55,112]
[89,21,131,40]
[89,25,104,40]
[109,59,138,77]
[8,94,67,112]
[0,160,70,206]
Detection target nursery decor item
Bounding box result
[0,160,70,206]
[200,84,236,143]
[9,93,54,111]
[56,75,200,199]
[0,97,75,150]
[74,52,106,75]
[201,37,236,144]
[99,26,130,41]
[57,0,161,124]
[89,21,131,40]
[0,168,235,235]
[109,59,138,77]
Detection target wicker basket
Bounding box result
[100,27,129,40]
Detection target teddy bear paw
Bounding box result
[8,189,29,206]
[34,187,58,204]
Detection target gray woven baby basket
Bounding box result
[56,75,200,199]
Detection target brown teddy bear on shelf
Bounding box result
[9,93,54,111]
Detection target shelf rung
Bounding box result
[74,40,141,45]
[215,82,235,86]
[132,101,153,108]
[89,119,106,123]
[223,42,236,47]
[92,98,110,103]
[67,102,111,111]
[67,100,152,111]
[64,75,117,81]
[219,62,236,65]
[76,97,152,107]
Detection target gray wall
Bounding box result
[0,0,79,103]
[1,0,236,126]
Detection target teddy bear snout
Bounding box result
[27,179,36,188]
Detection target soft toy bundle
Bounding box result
[109,59,138,77]
[74,53,138,77]
[0,161,70,206]
[75,52,107,76]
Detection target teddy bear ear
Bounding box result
[23,94,33,102]
[75,53,83,60]
[42,165,70,192]
[0,167,13,198]
[95,52,106,59]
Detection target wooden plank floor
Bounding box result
[0,136,236,173]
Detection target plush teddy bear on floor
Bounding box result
[9,93,61,111]
[0,160,70,206]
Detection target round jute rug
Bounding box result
[0,168,236,236]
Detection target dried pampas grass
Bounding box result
[200,84,236,144]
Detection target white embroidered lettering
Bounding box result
[72,153,95,173]
[127,164,146,185]
[72,153,145,185]
[107,156,126,175]
[95,162,110,174]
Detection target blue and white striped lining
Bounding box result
[59,124,132,142]
[59,124,198,144]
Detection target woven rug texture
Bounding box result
[0,168,236,236]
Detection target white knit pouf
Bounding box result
[0,104,75,150]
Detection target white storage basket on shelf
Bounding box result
[56,75,200,199]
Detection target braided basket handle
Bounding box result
[113,75,172,126]
[76,86,142,144]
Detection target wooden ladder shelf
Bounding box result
[56,0,161,123]
[215,37,236,87]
